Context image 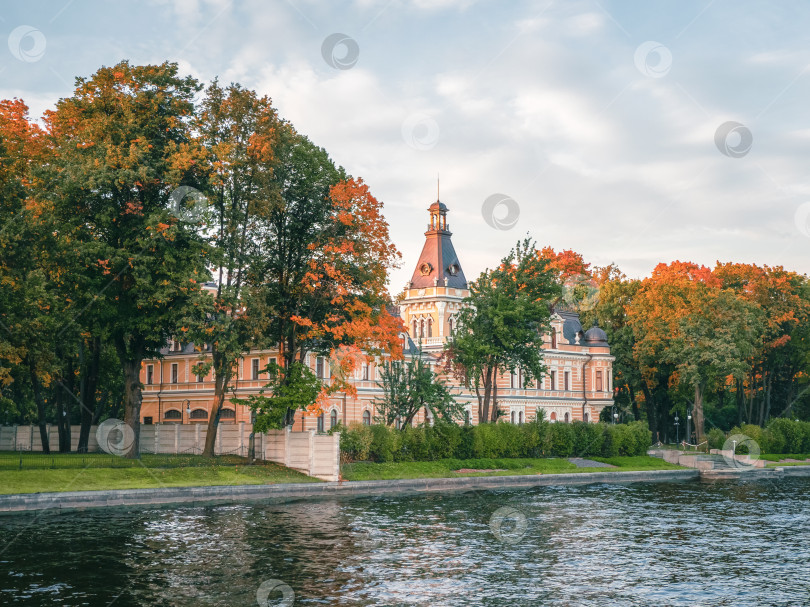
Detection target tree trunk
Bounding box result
[490,371,499,423]
[122,357,143,459]
[28,359,50,454]
[203,348,232,458]
[693,383,706,444]
[77,337,101,453]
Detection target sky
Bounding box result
[2,0,810,292]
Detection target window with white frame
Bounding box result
[171,363,178,384]
[146,365,154,385]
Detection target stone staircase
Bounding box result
[648,449,763,480]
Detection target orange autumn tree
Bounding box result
[714,262,810,424]
[629,261,762,443]
[247,132,403,428]
[0,98,57,452]
[537,246,597,311]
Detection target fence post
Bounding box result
[174,423,179,454]
[308,430,315,477]
[29,425,33,452]
[284,426,291,468]
[13,424,17,452]
[195,423,200,453]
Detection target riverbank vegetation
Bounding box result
[338,418,652,463]
[0,454,317,495]
[341,455,681,481]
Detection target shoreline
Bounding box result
[2,466,808,515]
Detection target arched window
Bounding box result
[550,411,557,422]
[427,318,433,337]
[464,409,470,425]
[412,320,417,336]
[190,409,208,420]
[519,411,524,424]
[583,412,589,423]
[551,330,557,349]
[317,413,324,433]
[420,319,425,338]
[510,411,516,423]
[564,412,570,423]
[220,408,235,420]
[164,409,182,421]
[362,410,371,425]
[448,317,454,334]
[330,409,338,429]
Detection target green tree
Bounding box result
[446,238,560,422]
[192,81,282,457]
[235,361,322,433]
[44,61,211,457]
[374,353,464,428]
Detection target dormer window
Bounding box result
[419,262,432,276]
[447,263,459,276]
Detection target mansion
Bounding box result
[139,200,615,430]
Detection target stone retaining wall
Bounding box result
[0,469,701,514]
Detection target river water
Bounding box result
[1,478,808,606]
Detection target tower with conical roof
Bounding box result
[399,198,469,351]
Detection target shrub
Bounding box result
[426,423,463,460]
[767,418,804,454]
[707,427,726,451]
[545,423,575,458]
[368,424,398,462]
[340,422,373,462]
[571,421,604,457]
[399,426,429,461]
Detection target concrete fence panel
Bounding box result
[1,424,339,481]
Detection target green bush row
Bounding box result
[707,418,810,454]
[339,419,652,462]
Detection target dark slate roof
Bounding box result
[584,324,609,347]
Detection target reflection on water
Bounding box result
[0,478,808,606]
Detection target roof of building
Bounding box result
[409,200,468,289]
[583,322,609,347]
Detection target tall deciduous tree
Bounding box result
[193,82,281,457]
[629,262,762,443]
[44,61,211,457]
[446,239,560,422]
[249,131,403,424]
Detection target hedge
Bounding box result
[339,419,652,462]
[723,418,810,454]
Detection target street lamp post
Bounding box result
[674,413,680,445]
[181,399,191,425]
[612,405,618,425]
[686,407,692,446]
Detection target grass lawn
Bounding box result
[760,453,810,463]
[340,456,683,481]
[0,456,318,495]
